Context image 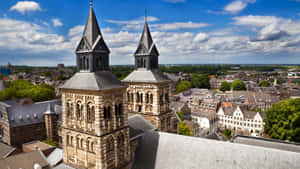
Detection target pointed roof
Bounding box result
[77,6,109,53]
[134,22,158,56]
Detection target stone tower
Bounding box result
[44,104,58,141]
[122,16,174,132]
[60,2,130,169]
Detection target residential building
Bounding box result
[217,103,265,136]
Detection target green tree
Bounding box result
[44,71,52,77]
[223,129,232,138]
[277,78,285,84]
[0,73,5,80]
[259,80,271,87]
[191,74,210,89]
[178,122,193,136]
[219,81,231,92]
[264,98,300,142]
[176,111,184,121]
[232,79,246,91]
[0,80,56,102]
[175,81,192,94]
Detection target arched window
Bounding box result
[140,93,143,103]
[104,106,111,119]
[87,140,90,151]
[91,142,94,153]
[76,101,82,120]
[107,136,114,152]
[127,92,130,102]
[115,104,122,118]
[80,139,83,149]
[117,133,125,164]
[165,93,169,103]
[146,93,149,103]
[136,93,140,103]
[66,102,71,117]
[87,102,94,122]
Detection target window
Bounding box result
[114,104,122,118]
[107,137,114,152]
[87,103,95,122]
[165,93,169,103]
[76,101,82,120]
[104,106,111,119]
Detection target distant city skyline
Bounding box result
[1,0,300,66]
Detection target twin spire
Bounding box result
[76,1,159,70]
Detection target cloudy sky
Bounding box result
[0,0,300,66]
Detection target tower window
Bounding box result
[87,103,95,122]
[76,101,82,120]
[104,106,111,119]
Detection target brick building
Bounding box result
[0,100,61,148]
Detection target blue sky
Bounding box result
[0,0,300,66]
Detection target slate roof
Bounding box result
[0,142,15,159]
[2,100,61,127]
[122,69,170,83]
[132,131,300,169]
[128,114,156,139]
[233,135,300,153]
[76,6,109,53]
[60,71,126,91]
[134,21,158,56]
[0,150,49,169]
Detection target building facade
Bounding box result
[217,103,265,136]
[60,3,131,169]
[122,17,175,132]
[0,100,60,148]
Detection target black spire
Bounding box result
[134,14,159,70]
[76,1,110,72]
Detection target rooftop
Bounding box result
[0,142,16,159]
[23,140,54,152]
[0,150,49,169]
[233,135,300,153]
[132,131,300,169]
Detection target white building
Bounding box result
[217,103,265,136]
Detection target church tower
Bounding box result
[123,15,175,132]
[60,1,130,169]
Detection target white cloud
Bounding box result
[1,13,300,66]
[10,1,42,14]
[153,22,210,31]
[107,17,210,31]
[164,0,186,3]
[224,0,256,14]
[52,18,63,27]
[194,33,209,42]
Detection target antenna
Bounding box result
[90,0,93,7]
